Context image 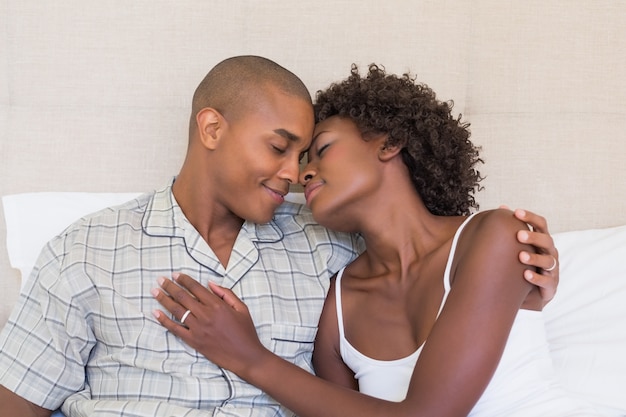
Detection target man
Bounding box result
[0,56,559,417]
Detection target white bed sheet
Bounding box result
[3,192,625,416]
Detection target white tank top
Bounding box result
[335,213,599,415]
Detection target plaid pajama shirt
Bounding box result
[0,183,362,416]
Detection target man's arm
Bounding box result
[0,385,52,417]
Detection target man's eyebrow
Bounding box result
[274,128,300,142]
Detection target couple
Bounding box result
[153,62,595,415]
[1,56,564,416]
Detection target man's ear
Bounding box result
[196,107,224,150]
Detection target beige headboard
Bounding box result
[2,1,625,327]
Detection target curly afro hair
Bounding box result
[314,64,484,216]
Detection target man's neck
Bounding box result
[172,175,245,267]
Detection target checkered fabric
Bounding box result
[0,183,362,416]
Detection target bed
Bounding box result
[2,1,626,415]
[3,192,626,415]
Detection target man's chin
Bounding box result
[243,208,276,225]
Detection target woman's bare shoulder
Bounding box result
[461,208,530,248]
[452,208,534,285]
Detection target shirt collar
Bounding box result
[143,179,284,243]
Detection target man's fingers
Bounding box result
[517,230,557,258]
[514,209,549,233]
[519,250,558,270]
[523,269,557,303]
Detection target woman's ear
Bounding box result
[196,107,224,150]
[378,141,402,162]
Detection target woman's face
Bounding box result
[300,116,386,231]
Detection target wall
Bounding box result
[2,1,626,325]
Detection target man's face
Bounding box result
[214,88,314,224]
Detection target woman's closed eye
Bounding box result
[317,143,330,157]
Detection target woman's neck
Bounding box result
[354,185,464,279]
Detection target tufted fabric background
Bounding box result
[1,0,625,326]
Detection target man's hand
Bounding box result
[512,208,559,305]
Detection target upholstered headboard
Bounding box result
[2,1,625,330]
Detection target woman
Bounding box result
[153,65,591,416]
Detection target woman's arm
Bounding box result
[312,278,359,390]
[398,209,539,414]
[153,209,537,417]
[0,386,52,417]
[153,277,402,416]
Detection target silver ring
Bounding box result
[180,309,192,325]
[545,256,557,272]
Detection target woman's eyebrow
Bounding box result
[311,129,328,142]
[313,130,328,140]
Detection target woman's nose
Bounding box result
[299,165,315,185]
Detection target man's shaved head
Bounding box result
[191,56,312,125]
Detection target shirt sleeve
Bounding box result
[326,230,364,275]
[0,233,94,410]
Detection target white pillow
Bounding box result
[3,191,305,289]
[2,192,142,288]
[3,193,624,415]
[285,192,305,204]
[1,191,303,417]
[545,224,626,416]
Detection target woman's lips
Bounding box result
[304,182,323,204]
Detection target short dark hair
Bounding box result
[314,64,483,216]
[191,55,312,123]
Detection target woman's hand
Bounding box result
[151,273,266,375]
[512,208,560,305]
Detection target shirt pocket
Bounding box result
[270,324,318,373]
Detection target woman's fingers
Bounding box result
[152,304,192,337]
[152,274,231,329]
[208,281,248,312]
[153,277,194,319]
[172,273,218,304]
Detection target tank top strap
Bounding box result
[436,212,480,318]
[334,267,347,341]
[336,212,480,334]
